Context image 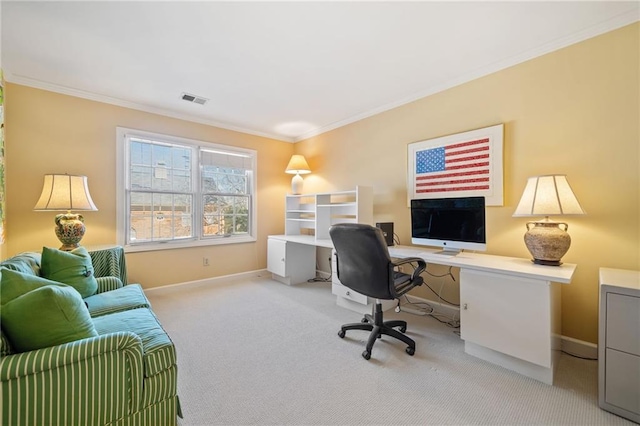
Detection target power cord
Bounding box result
[396,295,460,328]
[561,350,597,361]
[425,265,456,282]
[308,255,332,282]
[421,265,460,307]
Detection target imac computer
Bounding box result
[410,196,486,255]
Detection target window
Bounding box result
[117,128,257,251]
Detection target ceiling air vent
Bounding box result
[181,92,208,105]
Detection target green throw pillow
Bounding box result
[41,247,98,298]
[1,285,98,353]
[0,268,68,305]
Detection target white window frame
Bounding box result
[116,127,257,252]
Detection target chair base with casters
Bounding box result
[338,300,416,360]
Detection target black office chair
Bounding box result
[329,223,427,360]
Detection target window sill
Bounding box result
[123,235,257,253]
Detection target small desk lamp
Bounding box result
[513,174,585,265]
[34,174,98,251]
[285,154,311,195]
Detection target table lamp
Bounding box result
[34,174,98,251]
[513,174,585,265]
[285,154,311,195]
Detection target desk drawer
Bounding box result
[605,348,640,415]
[332,282,368,304]
[607,293,640,355]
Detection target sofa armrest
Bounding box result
[0,332,144,425]
[95,276,124,294]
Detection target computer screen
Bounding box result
[410,196,486,254]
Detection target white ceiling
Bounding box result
[2,1,638,142]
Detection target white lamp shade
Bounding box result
[513,175,585,217]
[34,174,98,211]
[285,155,311,175]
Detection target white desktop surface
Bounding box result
[599,267,640,291]
[268,235,576,284]
[391,245,576,284]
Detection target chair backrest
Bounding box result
[329,223,394,300]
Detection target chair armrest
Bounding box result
[0,332,144,425]
[391,257,427,282]
[95,276,124,293]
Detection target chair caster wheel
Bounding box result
[338,330,346,338]
[406,347,415,356]
[362,350,371,360]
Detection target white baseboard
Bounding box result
[143,269,269,295]
[561,335,598,360]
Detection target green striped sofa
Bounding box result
[0,249,181,426]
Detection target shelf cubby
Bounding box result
[284,186,372,240]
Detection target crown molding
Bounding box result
[294,9,640,142]
[4,73,296,143]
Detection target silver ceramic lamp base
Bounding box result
[523,218,571,266]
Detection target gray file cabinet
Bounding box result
[599,268,640,423]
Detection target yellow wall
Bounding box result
[4,84,293,286]
[295,23,639,344]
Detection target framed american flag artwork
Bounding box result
[407,124,504,206]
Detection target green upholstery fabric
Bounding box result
[142,365,178,407]
[93,308,176,378]
[0,331,13,357]
[1,285,98,353]
[89,246,128,285]
[105,397,179,426]
[96,275,125,293]
[0,252,41,276]
[41,246,98,297]
[85,284,151,318]
[0,246,180,425]
[0,268,67,305]
[0,332,145,426]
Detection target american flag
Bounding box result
[415,137,491,194]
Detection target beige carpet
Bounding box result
[146,274,633,426]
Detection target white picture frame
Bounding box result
[407,124,504,206]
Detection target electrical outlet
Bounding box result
[203,257,210,266]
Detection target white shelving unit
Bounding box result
[284,194,316,236]
[284,186,373,241]
[269,186,373,286]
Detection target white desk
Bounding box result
[267,234,576,384]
